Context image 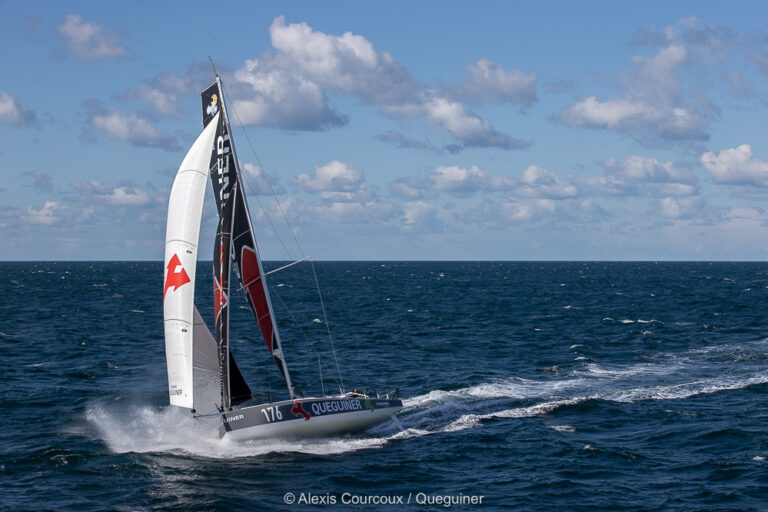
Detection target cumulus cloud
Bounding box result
[658,196,705,219]
[120,62,225,121]
[401,201,442,233]
[71,180,151,206]
[391,176,430,200]
[21,201,93,226]
[268,16,419,105]
[242,163,281,195]
[452,58,538,105]
[514,165,579,199]
[428,165,515,196]
[230,15,418,130]
[233,56,348,130]
[0,90,37,126]
[83,104,179,151]
[701,144,768,187]
[302,197,396,225]
[24,201,62,225]
[420,96,530,149]
[281,159,403,227]
[393,163,579,202]
[581,155,699,199]
[605,156,696,184]
[57,14,125,61]
[559,18,723,146]
[293,160,363,193]
[229,16,523,149]
[502,198,558,222]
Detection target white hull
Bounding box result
[217,396,402,441]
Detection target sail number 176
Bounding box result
[261,406,283,422]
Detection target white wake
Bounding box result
[86,340,768,457]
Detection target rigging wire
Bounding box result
[220,80,346,392]
[270,285,340,395]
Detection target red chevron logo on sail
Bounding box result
[164,254,190,299]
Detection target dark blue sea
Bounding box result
[1,261,768,511]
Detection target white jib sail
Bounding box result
[192,306,221,413]
[163,113,219,409]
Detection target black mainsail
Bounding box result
[202,77,296,407]
[203,79,251,408]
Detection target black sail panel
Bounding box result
[228,351,251,406]
[203,76,294,402]
[231,184,294,396]
[205,78,252,409]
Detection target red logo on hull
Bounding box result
[164,254,191,299]
[291,401,311,421]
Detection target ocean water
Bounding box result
[1,261,767,511]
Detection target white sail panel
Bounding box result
[163,114,219,408]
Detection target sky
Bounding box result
[2,1,768,260]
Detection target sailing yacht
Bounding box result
[162,75,402,440]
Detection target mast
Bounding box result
[202,76,298,400]
[204,77,238,410]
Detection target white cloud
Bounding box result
[581,156,699,199]
[303,198,396,225]
[391,176,428,200]
[515,165,579,199]
[71,181,151,206]
[401,201,442,233]
[701,144,768,187]
[0,90,37,126]
[559,20,719,145]
[657,183,699,197]
[658,196,705,219]
[502,198,557,222]
[268,16,418,105]
[428,165,515,195]
[87,109,179,151]
[605,156,696,184]
[242,163,281,195]
[561,96,649,128]
[57,14,125,61]
[421,95,530,149]
[229,16,522,149]
[293,160,363,193]
[560,96,707,142]
[104,187,150,206]
[24,201,64,225]
[454,58,538,105]
[233,57,347,130]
